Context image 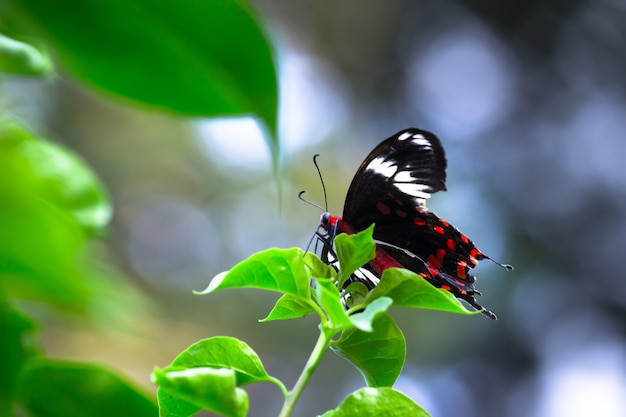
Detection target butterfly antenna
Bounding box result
[485,255,514,271]
[298,191,325,212]
[312,154,329,211]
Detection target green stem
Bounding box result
[278,328,333,417]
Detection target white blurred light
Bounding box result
[194,48,349,169]
[195,117,270,170]
[278,51,349,154]
[534,342,626,417]
[407,25,515,140]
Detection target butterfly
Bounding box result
[311,128,512,320]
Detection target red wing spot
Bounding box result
[436,248,446,263]
[441,285,451,291]
[427,255,442,269]
[469,248,482,264]
[395,199,404,206]
[433,226,445,234]
[447,239,456,250]
[396,209,408,218]
[439,219,449,227]
[457,261,467,279]
[414,217,426,226]
[460,234,469,244]
[376,202,391,215]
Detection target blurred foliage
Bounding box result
[0,0,279,415]
[0,0,278,153]
[1,0,626,416]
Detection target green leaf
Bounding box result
[16,359,158,417]
[154,367,247,417]
[196,248,311,299]
[342,281,369,309]
[366,268,478,316]
[334,225,376,286]
[260,293,315,322]
[168,337,274,386]
[348,297,392,332]
[0,33,51,75]
[7,0,279,143]
[155,336,280,417]
[319,387,430,417]
[303,252,337,280]
[331,313,405,387]
[0,298,37,416]
[315,279,352,331]
[0,121,112,235]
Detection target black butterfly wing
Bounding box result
[343,128,447,229]
[341,128,495,317]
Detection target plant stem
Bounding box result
[278,329,333,417]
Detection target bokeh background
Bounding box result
[3,0,626,416]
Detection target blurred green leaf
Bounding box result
[0,33,51,74]
[260,293,315,322]
[331,313,405,388]
[197,248,311,299]
[334,225,376,286]
[154,367,247,417]
[0,297,37,416]
[155,337,278,417]
[0,185,90,308]
[5,0,279,149]
[0,121,111,235]
[366,268,478,316]
[16,359,158,417]
[319,387,430,417]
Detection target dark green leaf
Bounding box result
[154,367,247,417]
[16,359,158,417]
[0,33,51,75]
[260,293,315,322]
[319,387,430,417]
[331,313,405,387]
[0,298,37,416]
[366,268,478,315]
[196,248,311,299]
[334,225,376,286]
[8,0,279,143]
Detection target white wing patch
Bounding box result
[398,131,414,141]
[367,156,397,177]
[394,183,431,200]
[398,131,431,148]
[367,159,432,200]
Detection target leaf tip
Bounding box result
[194,271,228,295]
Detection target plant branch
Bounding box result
[278,328,334,417]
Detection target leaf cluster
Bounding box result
[154,226,478,416]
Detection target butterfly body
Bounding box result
[317,128,511,319]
